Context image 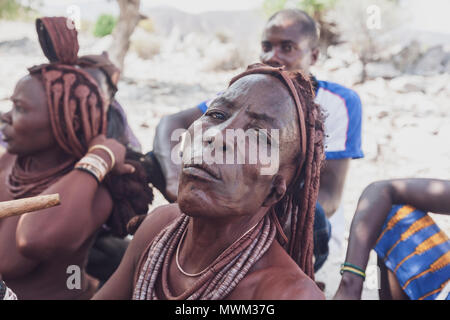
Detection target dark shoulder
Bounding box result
[136,204,181,235]
[250,241,324,300]
[130,204,181,264]
[0,151,15,169]
[253,268,324,300]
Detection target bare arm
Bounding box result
[93,204,180,300]
[16,171,112,260]
[317,158,350,218]
[334,178,450,300]
[153,107,203,202]
[16,136,133,261]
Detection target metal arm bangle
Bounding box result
[88,144,115,169]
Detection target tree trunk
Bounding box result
[108,0,141,72]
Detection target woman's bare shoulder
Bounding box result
[128,204,182,260]
[247,241,325,300]
[138,204,182,235]
[253,267,325,300]
[0,152,15,168]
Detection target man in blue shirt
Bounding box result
[150,9,363,272]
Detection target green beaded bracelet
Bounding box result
[341,262,365,273]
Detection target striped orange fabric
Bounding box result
[384,215,435,260]
[376,205,415,242]
[403,251,450,290]
[395,231,449,274]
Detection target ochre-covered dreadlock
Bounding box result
[132,64,324,300]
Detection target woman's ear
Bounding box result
[262,174,287,207]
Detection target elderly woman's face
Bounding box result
[178,74,301,219]
[0,75,56,156]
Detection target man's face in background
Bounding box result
[260,17,319,74]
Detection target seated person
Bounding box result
[0,17,152,299]
[34,16,152,287]
[93,64,326,300]
[334,179,450,300]
[150,9,363,272]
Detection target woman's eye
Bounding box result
[207,111,226,120]
[262,42,271,52]
[282,44,292,53]
[14,105,24,113]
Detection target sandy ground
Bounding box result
[0,20,449,299]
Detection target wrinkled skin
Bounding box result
[177,74,300,221]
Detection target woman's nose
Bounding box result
[203,127,229,152]
[263,50,283,68]
[0,111,12,125]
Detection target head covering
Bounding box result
[31,17,107,159]
[36,17,79,65]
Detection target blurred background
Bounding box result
[0,0,449,299]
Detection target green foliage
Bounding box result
[93,14,117,38]
[263,0,337,18]
[0,0,21,19]
[0,0,35,20]
[263,0,288,17]
[138,18,154,33]
[297,0,337,16]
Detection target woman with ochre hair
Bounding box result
[0,17,152,299]
[94,64,326,300]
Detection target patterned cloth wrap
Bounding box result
[374,205,450,300]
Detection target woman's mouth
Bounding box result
[182,163,221,181]
[1,130,11,143]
